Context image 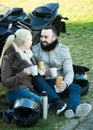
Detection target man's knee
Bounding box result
[69,83,81,92]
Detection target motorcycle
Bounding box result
[0,3,68,56]
[0,3,89,96]
[0,7,29,56]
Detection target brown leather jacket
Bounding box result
[1,46,34,92]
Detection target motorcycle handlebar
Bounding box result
[62,17,69,20]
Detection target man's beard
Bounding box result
[41,39,58,51]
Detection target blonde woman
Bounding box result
[0,28,41,105]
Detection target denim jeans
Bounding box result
[32,75,81,109]
[6,88,41,105]
[32,75,60,102]
[62,83,81,109]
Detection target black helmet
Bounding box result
[13,98,41,127]
[73,65,89,96]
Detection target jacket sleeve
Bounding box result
[62,48,74,86]
[1,56,28,87]
[32,43,40,60]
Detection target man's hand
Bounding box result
[44,69,50,77]
[56,81,67,92]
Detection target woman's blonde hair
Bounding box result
[0,28,32,67]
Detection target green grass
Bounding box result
[0,0,93,129]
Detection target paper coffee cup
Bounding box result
[30,65,38,76]
[56,76,63,86]
[50,68,57,77]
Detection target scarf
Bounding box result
[12,43,33,65]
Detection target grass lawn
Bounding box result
[0,0,93,129]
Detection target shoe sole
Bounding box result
[76,103,92,117]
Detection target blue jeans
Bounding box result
[32,75,60,102]
[61,83,81,109]
[6,88,41,105]
[32,75,81,109]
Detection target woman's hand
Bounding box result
[23,67,32,76]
